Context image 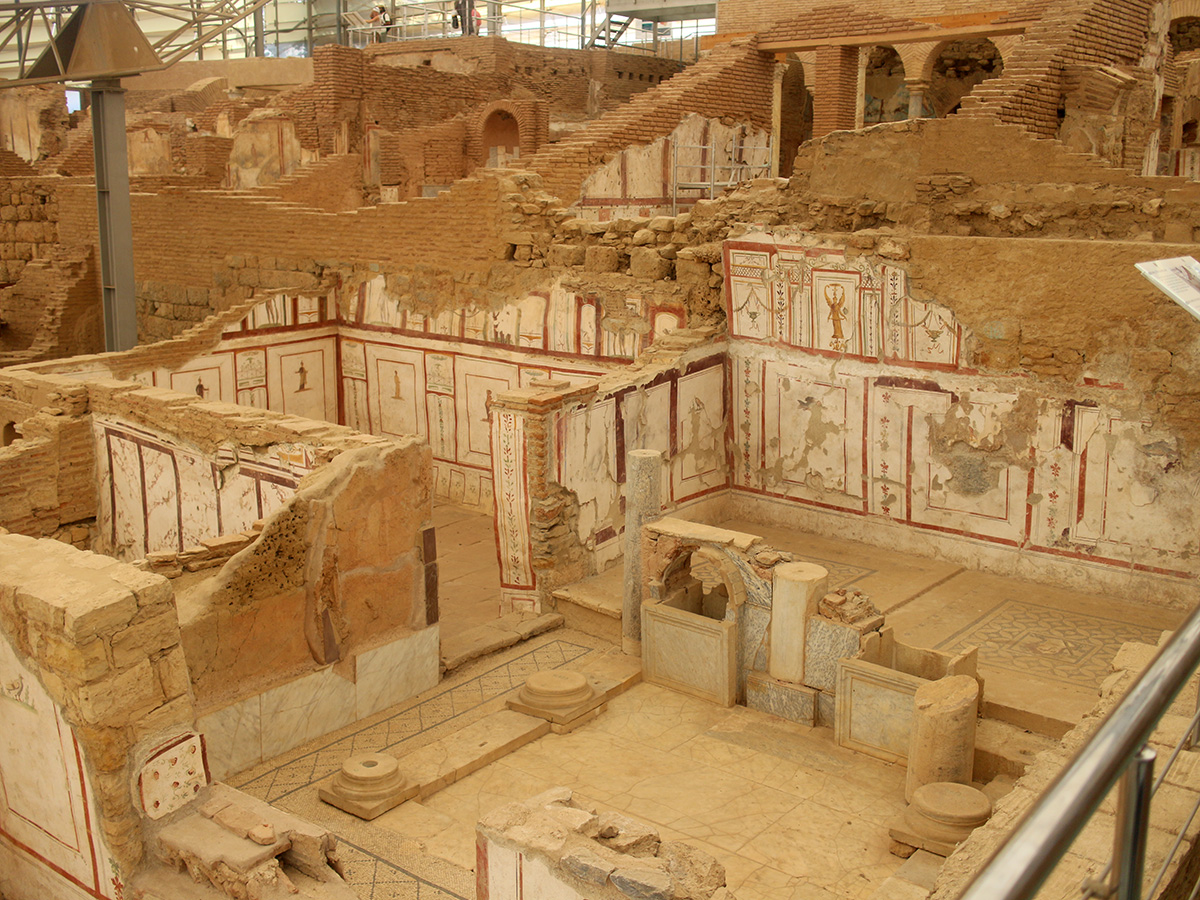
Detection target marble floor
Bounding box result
[230,505,1187,899]
[231,630,909,900]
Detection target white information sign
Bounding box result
[1136,256,1200,321]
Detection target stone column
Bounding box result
[906,80,930,119]
[770,58,788,178]
[769,562,829,683]
[905,675,979,802]
[854,46,867,130]
[623,449,663,656]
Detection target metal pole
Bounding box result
[1190,673,1200,749]
[1113,747,1157,900]
[89,78,138,353]
[253,3,265,56]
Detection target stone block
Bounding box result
[805,617,863,692]
[77,659,164,725]
[658,841,725,899]
[562,850,615,884]
[318,753,417,820]
[598,811,660,857]
[745,670,816,726]
[611,862,672,900]
[506,669,606,727]
[817,690,835,728]
[38,633,109,682]
[547,243,586,266]
[629,247,673,280]
[111,612,180,669]
[61,588,139,643]
[585,245,621,273]
[835,657,926,763]
[106,566,174,610]
[155,646,191,699]
[1164,221,1193,243]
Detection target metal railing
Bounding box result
[957,600,1200,900]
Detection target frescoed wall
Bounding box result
[726,231,1200,587]
[93,416,312,560]
[489,344,729,612]
[148,277,685,511]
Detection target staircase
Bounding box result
[586,13,634,48]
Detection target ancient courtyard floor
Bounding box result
[226,504,1185,900]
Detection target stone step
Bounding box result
[385,657,640,805]
[866,849,942,900]
[549,566,624,646]
[980,675,1096,739]
[404,709,551,799]
[974,717,1057,783]
[439,611,563,673]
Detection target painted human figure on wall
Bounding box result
[296,362,309,392]
[825,283,848,350]
[195,377,207,398]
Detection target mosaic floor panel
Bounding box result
[936,599,1164,688]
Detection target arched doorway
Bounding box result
[926,38,1005,116]
[779,58,813,176]
[482,109,520,167]
[864,45,909,124]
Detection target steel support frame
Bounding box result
[90,78,138,352]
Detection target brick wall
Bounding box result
[717,0,1026,35]
[366,37,683,116]
[813,45,860,137]
[522,38,776,204]
[959,0,1158,137]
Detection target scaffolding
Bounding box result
[671,134,772,214]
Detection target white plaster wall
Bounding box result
[577,113,773,220]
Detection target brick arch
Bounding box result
[468,99,549,167]
[919,37,1006,115]
[917,36,1007,85]
[864,44,909,124]
[1172,0,1200,22]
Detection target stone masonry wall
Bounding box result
[0,370,95,539]
[0,534,196,882]
[0,175,62,284]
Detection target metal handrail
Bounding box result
[956,600,1200,900]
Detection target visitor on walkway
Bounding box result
[367,4,392,41]
[455,0,476,35]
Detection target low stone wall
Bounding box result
[477,787,731,900]
[0,534,198,899]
